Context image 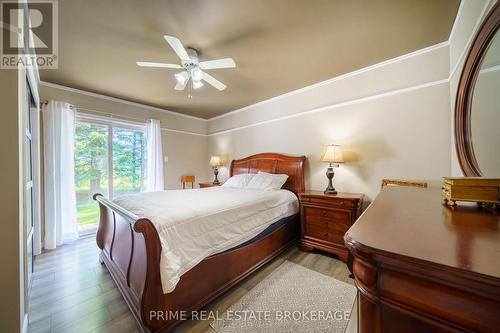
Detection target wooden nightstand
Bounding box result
[199,182,221,188]
[299,191,364,262]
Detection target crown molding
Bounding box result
[209,41,450,122]
[40,0,483,133]
[207,0,496,136]
[208,78,448,136]
[39,81,208,122]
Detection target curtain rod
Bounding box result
[75,106,154,124]
[39,101,206,136]
[40,101,75,109]
[40,101,155,124]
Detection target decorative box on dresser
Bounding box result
[299,191,364,262]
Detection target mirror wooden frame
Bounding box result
[455,1,500,176]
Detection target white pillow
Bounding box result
[221,173,256,189]
[246,171,288,191]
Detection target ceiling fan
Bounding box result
[136,35,236,93]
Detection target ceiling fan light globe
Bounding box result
[191,68,203,82]
[175,71,188,84]
[193,80,204,89]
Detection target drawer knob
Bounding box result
[323,211,328,217]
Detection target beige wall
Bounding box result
[207,42,452,203]
[208,44,450,133]
[39,83,211,189]
[208,84,451,203]
[0,66,23,332]
[206,0,497,202]
[162,130,208,189]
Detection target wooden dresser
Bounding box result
[345,186,500,333]
[299,191,363,262]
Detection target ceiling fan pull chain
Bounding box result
[188,80,193,99]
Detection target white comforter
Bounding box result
[113,187,298,293]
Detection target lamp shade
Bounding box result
[209,156,222,167]
[321,144,344,163]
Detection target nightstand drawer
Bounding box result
[301,196,357,208]
[327,229,346,244]
[305,224,329,240]
[328,220,351,233]
[305,225,346,245]
[199,182,221,188]
[305,206,351,221]
[305,214,328,227]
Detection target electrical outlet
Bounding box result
[164,156,169,162]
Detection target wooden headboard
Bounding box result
[230,153,306,195]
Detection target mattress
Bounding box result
[220,214,297,253]
[113,187,299,293]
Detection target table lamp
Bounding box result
[209,156,222,185]
[321,144,344,194]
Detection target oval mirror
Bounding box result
[455,2,500,177]
[470,32,500,177]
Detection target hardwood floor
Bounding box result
[28,236,354,333]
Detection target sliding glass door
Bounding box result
[112,127,147,196]
[74,116,146,234]
[74,122,109,233]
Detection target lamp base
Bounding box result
[213,167,220,185]
[324,187,337,195]
[324,166,337,195]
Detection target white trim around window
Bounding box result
[75,112,146,131]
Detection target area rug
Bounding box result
[208,260,356,333]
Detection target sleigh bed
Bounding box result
[94,153,306,332]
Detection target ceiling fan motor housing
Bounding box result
[184,47,200,66]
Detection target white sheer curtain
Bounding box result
[43,101,79,249]
[146,119,164,191]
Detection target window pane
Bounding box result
[112,127,147,197]
[74,122,109,229]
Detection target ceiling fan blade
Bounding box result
[202,72,226,91]
[199,58,236,70]
[163,35,190,63]
[175,76,190,91]
[136,61,181,69]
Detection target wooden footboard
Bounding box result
[94,193,299,333]
[94,153,306,332]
